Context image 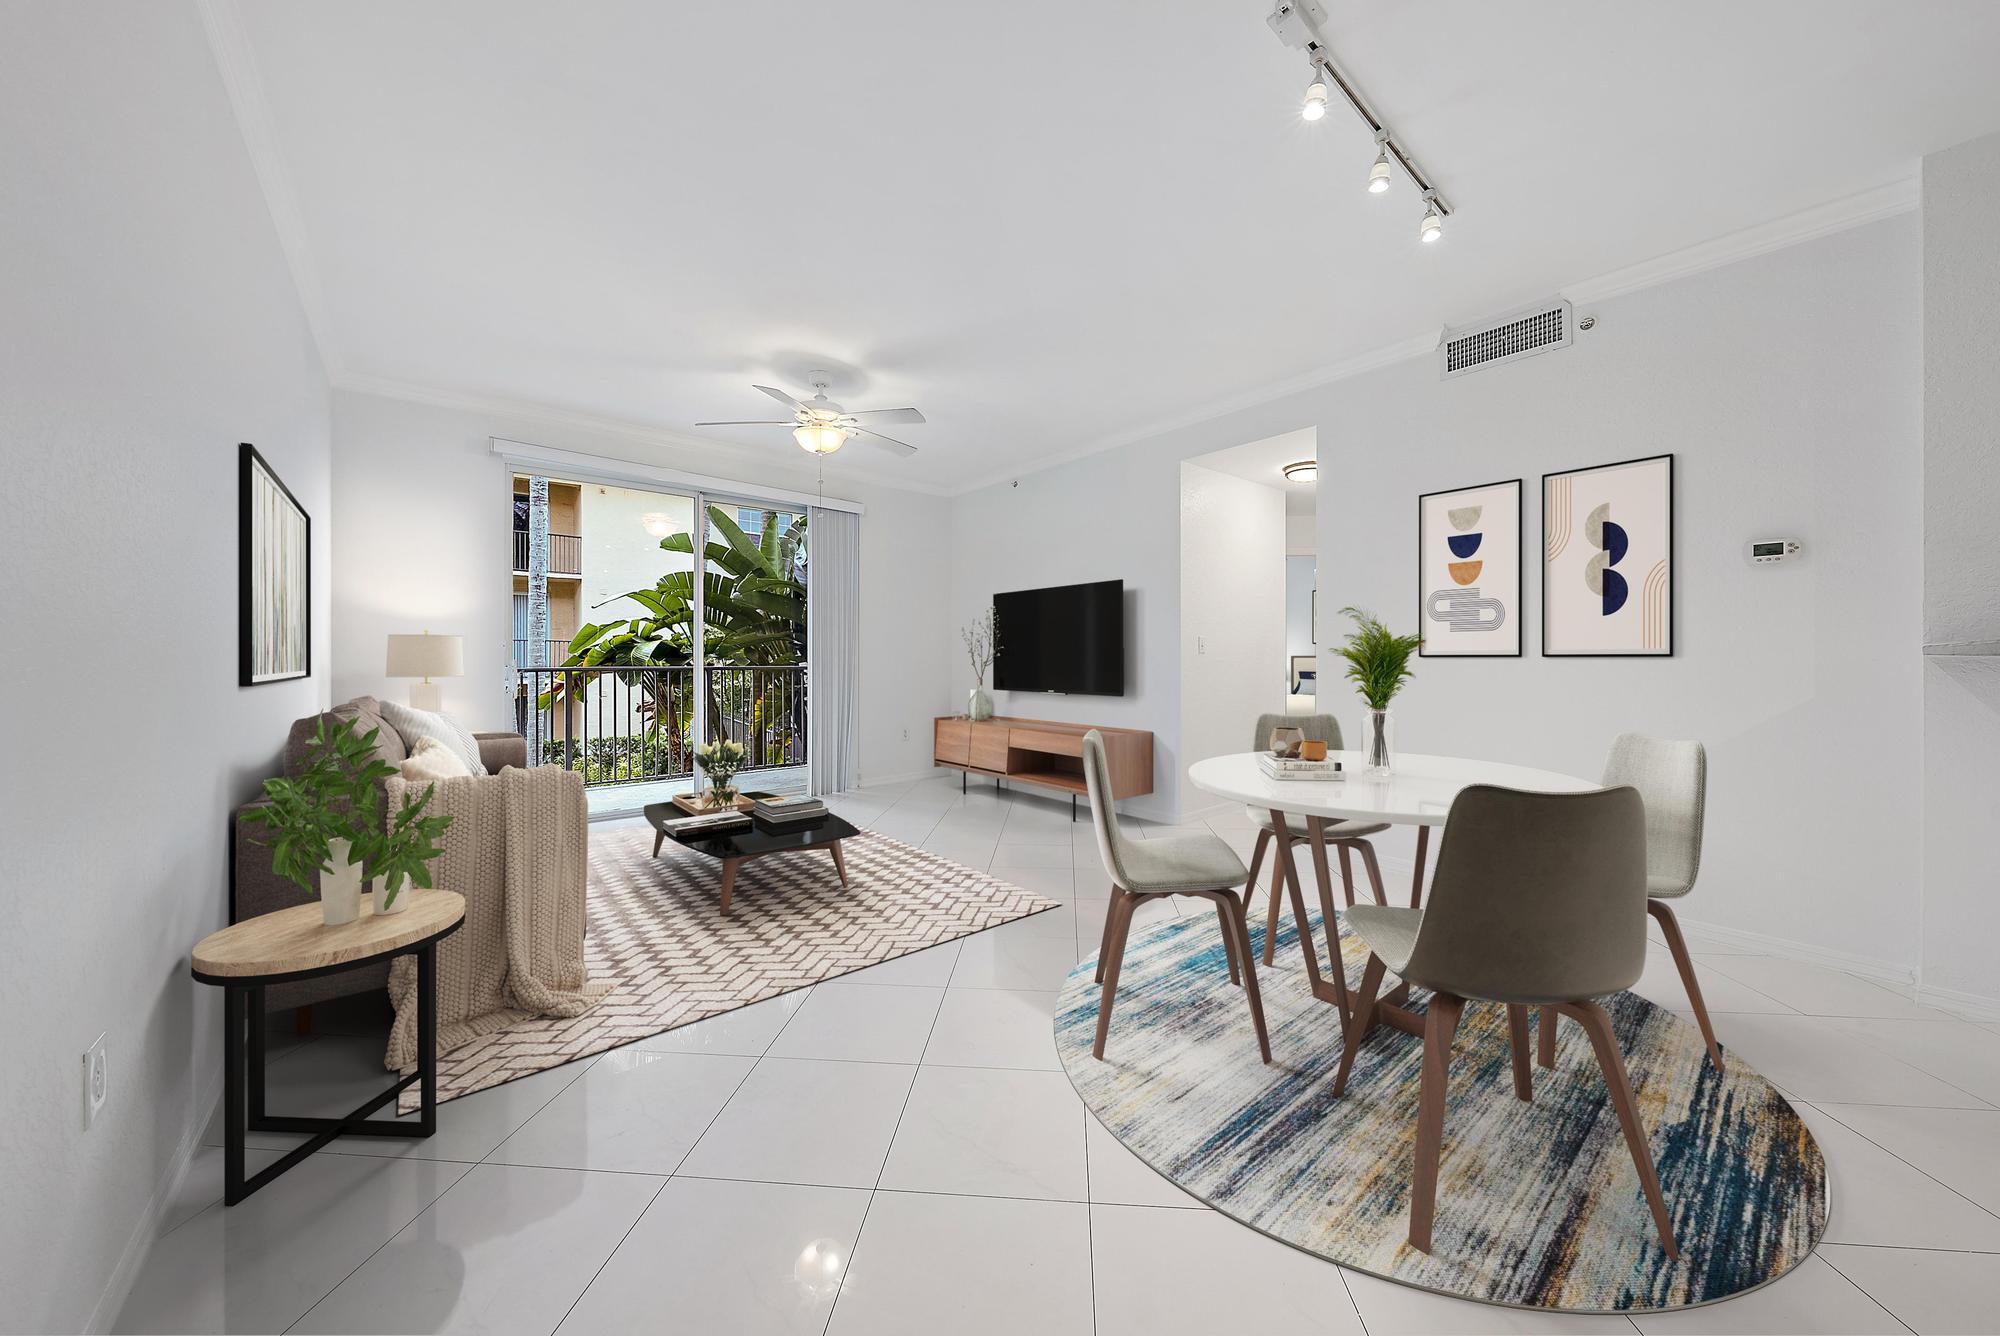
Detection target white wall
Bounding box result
[1920,131,2000,1011]
[952,216,1924,979]
[0,6,333,1330]
[1180,465,1287,805]
[330,391,952,785]
[1286,555,1317,662]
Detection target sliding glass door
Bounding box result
[510,474,809,789]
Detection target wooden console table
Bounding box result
[933,715,1153,818]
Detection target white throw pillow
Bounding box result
[399,734,473,783]
[379,699,488,776]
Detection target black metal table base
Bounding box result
[220,941,440,1205]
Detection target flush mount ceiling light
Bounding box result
[1282,459,1318,483]
[1267,0,1454,242]
[1301,78,1328,121]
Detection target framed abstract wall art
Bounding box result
[1418,478,1521,656]
[1542,453,1673,656]
[239,442,311,685]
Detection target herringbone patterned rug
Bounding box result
[399,824,1059,1110]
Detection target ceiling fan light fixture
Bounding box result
[1281,459,1317,483]
[794,423,847,455]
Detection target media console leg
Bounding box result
[1071,794,1077,822]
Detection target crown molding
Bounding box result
[339,373,953,497]
[1562,176,1918,307]
[196,0,344,383]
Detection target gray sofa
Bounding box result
[231,695,529,1013]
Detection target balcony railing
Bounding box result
[510,638,571,666]
[512,531,582,576]
[514,662,808,787]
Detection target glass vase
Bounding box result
[1361,708,1395,776]
[968,686,994,721]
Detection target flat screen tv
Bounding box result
[992,579,1124,696]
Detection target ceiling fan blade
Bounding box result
[850,426,918,457]
[753,384,806,411]
[694,419,795,427]
[845,407,926,424]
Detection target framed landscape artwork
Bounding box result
[1418,478,1522,656]
[1542,453,1673,656]
[239,442,310,685]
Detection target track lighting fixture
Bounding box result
[1367,141,1392,194]
[1301,78,1328,121]
[1419,193,1443,244]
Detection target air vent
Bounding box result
[1440,300,1572,380]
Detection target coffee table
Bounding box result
[643,804,860,915]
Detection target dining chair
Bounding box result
[1538,733,1720,1071]
[1083,731,1272,1064]
[1247,712,1391,965]
[1331,783,1678,1259]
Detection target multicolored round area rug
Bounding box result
[1057,904,1827,1313]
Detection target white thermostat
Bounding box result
[1747,539,1801,565]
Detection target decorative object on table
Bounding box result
[670,790,755,816]
[237,716,453,925]
[693,737,747,805]
[385,631,465,712]
[1266,723,1306,757]
[403,824,1061,1112]
[1053,904,1825,1313]
[753,793,829,826]
[238,442,310,686]
[1418,478,1521,656]
[1542,454,1674,655]
[961,605,1000,721]
[1299,739,1328,762]
[191,890,466,1204]
[1334,607,1422,775]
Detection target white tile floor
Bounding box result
[118,773,2000,1335]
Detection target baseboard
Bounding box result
[855,767,940,789]
[85,1064,225,1334]
[1915,981,2000,1023]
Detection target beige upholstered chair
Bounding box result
[1332,784,1678,1259]
[1247,713,1391,964]
[1538,733,1720,1071]
[1083,731,1271,1064]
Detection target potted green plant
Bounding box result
[1334,607,1423,775]
[693,737,747,808]
[239,717,453,924]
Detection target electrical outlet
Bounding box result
[83,1034,108,1129]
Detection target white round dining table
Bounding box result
[1185,750,1597,1025]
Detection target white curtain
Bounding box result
[807,507,860,794]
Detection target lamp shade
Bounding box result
[386,632,464,680]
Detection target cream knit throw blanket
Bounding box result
[384,766,607,1072]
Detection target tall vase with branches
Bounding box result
[1334,606,1423,775]
[963,608,1000,721]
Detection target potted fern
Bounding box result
[1334,607,1423,776]
[240,716,453,924]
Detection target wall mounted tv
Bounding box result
[992,579,1125,696]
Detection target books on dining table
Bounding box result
[1257,753,1343,781]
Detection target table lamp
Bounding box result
[386,631,463,712]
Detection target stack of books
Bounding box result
[1258,753,1342,782]
[754,794,828,826]
[661,808,752,838]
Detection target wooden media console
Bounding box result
[932,715,1154,818]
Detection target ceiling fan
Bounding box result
[696,372,925,457]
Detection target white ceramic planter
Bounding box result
[968,686,994,721]
[319,838,363,926]
[372,876,411,915]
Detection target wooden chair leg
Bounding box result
[1336,841,1357,908]
[1223,894,1273,1064]
[1332,953,1388,1097]
[1538,1005,1558,1068]
[1355,840,1388,906]
[1094,882,1124,984]
[1506,1004,1533,1101]
[1092,891,1138,1060]
[1562,1000,1680,1260]
[1244,828,1271,912]
[1261,834,1291,965]
[1648,900,1723,1070]
[1407,992,1465,1255]
[1211,894,1242,986]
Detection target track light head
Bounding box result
[1367,146,1392,194]
[1419,194,1443,244]
[1301,79,1328,121]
